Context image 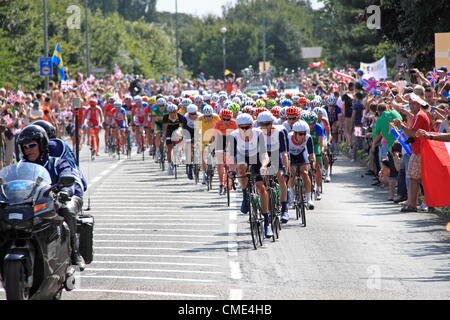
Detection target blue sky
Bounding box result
[156,0,324,17]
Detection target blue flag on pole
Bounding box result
[390,128,412,156]
[51,44,66,81]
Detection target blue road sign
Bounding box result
[40,57,53,77]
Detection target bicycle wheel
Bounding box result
[248,193,259,250]
[298,178,306,227]
[226,173,230,207]
[269,191,277,242]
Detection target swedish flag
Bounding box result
[51,44,66,81]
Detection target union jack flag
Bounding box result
[427,69,438,87]
[377,82,391,96]
[360,78,379,95]
[6,93,24,105]
[445,72,450,83]
[330,82,339,92]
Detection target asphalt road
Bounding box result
[1,136,449,300]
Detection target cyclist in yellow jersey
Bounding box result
[194,105,220,184]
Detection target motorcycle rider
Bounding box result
[33,120,88,192]
[16,125,86,271]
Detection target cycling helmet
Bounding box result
[271,106,281,117]
[285,93,293,100]
[232,97,242,105]
[88,98,97,106]
[311,99,321,108]
[211,95,219,102]
[203,95,211,101]
[255,99,266,108]
[228,103,241,113]
[167,103,178,113]
[281,99,293,107]
[298,97,308,104]
[167,95,175,103]
[181,98,192,106]
[17,125,49,155]
[223,100,232,109]
[236,113,254,126]
[187,104,198,114]
[292,120,310,133]
[157,98,166,106]
[114,99,123,107]
[242,106,254,115]
[243,100,254,107]
[105,93,113,100]
[313,107,328,119]
[286,106,300,117]
[194,96,203,103]
[124,95,133,102]
[251,93,260,100]
[134,95,142,104]
[257,111,274,123]
[268,89,278,98]
[279,107,289,118]
[302,111,318,124]
[33,120,56,139]
[220,109,233,119]
[202,105,214,116]
[326,96,337,106]
[254,107,268,117]
[266,99,276,109]
[306,94,315,101]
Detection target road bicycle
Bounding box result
[236,166,264,250]
[292,163,306,227]
[263,172,282,241]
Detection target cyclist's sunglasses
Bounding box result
[288,117,298,120]
[258,122,272,127]
[222,118,231,121]
[295,132,307,136]
[23,142,38,150]
[189,113,198,116]
[239,126,252,131]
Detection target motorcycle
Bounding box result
[0,162,94,300]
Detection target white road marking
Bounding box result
[94,239,209,245]
[92,260,219,267]
[95,233,222,238]
[229,261,242,280]
[95,228,221,232]
[85,268,223,274]
[97,223,221,226]
[228,223,238,257]
[80,275,217,283]
[229,289,243,300]
[95,253,224,259]
[72,288,217,299]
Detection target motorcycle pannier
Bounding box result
[77,214,94,264]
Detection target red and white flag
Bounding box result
[114,64,123,79]
[309,61,324,68]
[333,70,355,82]
[420,137,450,207]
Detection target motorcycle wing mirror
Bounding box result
[59,175,76,188]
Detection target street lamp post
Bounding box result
[85,0,90,78]
[220,27,227,78]
[175,0,180,78]
[43,0,49,91]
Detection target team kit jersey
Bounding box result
[84,106,103,127]
[288,132,314,165]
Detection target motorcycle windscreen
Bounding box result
[0,162,52,203]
